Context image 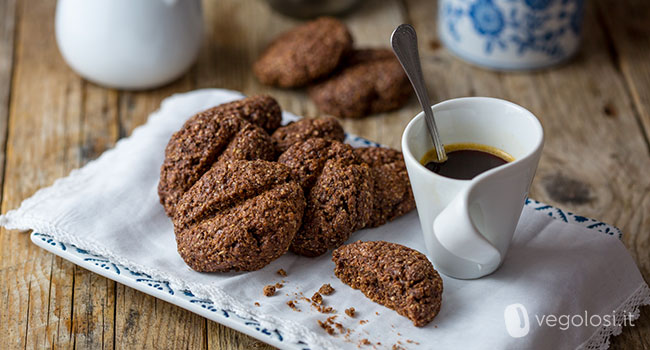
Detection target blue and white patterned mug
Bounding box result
[438,0,585,70]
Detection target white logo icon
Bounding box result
[504,303,530,338]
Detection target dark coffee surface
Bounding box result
[425,149,508,180]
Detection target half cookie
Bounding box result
[333,241,443,327]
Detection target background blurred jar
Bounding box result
[267,0,363,19]
[55,0,203,90]
[438,0,585,71]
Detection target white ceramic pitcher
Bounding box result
[55,0,203,90]
[402,97,544,279]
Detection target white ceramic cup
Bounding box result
[402,97,544,279]
[55,0,203,90]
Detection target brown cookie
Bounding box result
[354,147,415,227]
[309,48,412,118]
[214,95,283,133]
[174,160,305,272]
[271,117,345,154]
[332,241,443,327]
[253,17,353,88]
[278,138,373,257]
[158,96,278,217]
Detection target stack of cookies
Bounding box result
[253,17,412,119]
[158,95,415,272]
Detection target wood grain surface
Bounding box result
[0,0,648,349]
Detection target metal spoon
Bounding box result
[391,24,447,162]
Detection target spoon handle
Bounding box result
[391,24,447,162]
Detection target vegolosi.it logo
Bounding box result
[504,303,636,338]
[504,304,530,338]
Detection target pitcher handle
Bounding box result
[433,187,501,266]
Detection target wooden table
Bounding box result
[1,0,648,348]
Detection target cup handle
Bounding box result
[433,187,501,266]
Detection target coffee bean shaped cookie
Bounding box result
[271,116,345,154]
[333,241,443,327]
[309,49,412,118]
[174,160,305,272]
[354,147,415,227]
[278,138,373,257]
[158,96,280,217]
[254,17,353,88]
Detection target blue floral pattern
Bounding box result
[440,0,584,69]
[525,199,622,238]
[470,0,505,36]
[525,0,554,10]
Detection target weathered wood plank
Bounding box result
[207,320,275,350]
[595,4,650,346]
[44,256,76,350]
[114,285,206,349]
[0,0,84,348]
[0,0,15,191]
[595,0,650,148]
[0,0,17,344]
[0,0,122,349]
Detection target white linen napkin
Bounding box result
[2,89,648,350]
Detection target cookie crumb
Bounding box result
[318,315,348,337]
[254,302,260,307]
[319,283,335,295]
[392,345,405,350]
[318,320,336,335]
[311,292,323,305]
[314,304,335,314]
[263,285,276,296]
[277,269,287,277]
[345,307,356,317]
[286,300,300,311]
[359,320,368,325]
[275,282,284,289]
[359,338,371,346]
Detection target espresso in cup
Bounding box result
[420,143,514,180]
[403,97,544,279]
